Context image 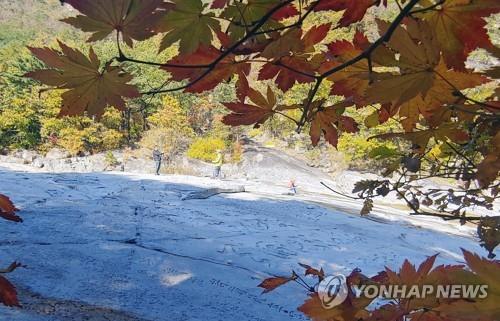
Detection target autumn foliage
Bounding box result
[0,194,22,307]
[260,250,500,321]
[25,0,499,192]
[18,0,500,318]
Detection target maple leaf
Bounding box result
[366,20,487,131]
[475,131,500,188]
[272,3,300,21]
[258,23,331,91]
[371,123,470,151]
[222,86,277,126]
[377,254,476,319]
[158,0,220,54]
[309,100,357,147]
[302,24,332,52]
[384,254,439,285]
[477,216,500,259]
[312,0,381,27]
[236,73,250,102]
[323,31,396,107]
[258,271,297,293]
[0,275,19,307]
[299,292,370,321]
[210,0,229,9]
[259,56,315,92]
[418,0,500,71]
[434,250,500,320]
[260,29,301,59]
[26,41,140,118]
[61,0,169,47]
[299,263,325,281]
[221,0,285,41]
[163,45,250,93]
[365,20,440,107]
[0,194,22,223]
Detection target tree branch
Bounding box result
[142,0,295,95]
[253,0,320,35]
[295,0,422,131]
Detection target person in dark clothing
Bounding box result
[152,146,163,175]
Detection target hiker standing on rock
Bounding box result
[153,146,164,176]
[288,179,298,195]
[212,149,223,179]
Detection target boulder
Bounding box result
[21,150,36,163]
[45,148,70,160]
[32,158,45,168]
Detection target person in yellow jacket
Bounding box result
[212,149,223,179]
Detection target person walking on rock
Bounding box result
[153,146,164,176]
[212,149,223,179]
[288,179,298,195]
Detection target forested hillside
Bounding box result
[1,1,498,175]
[0,0,241,164]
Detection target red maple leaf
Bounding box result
[418,0,500,71]
[223,87,278,126]
[0,194,22,223]
[0,276,19,307]
[259,56,315,91]
[163,45,250,94]
[313,0,381,27]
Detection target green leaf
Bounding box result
[158,0,220,54]
[364,110,380,128]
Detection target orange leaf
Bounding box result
[434,250,500,320]
[0,194,22,223]
[222,86,277,127]
[324,31,396,107]
[26,41,139,118]
[371,123,470,150]
[299,263,325,280]
[418,0,500,71]
[259,56,315,92]
[258,272,297,294]
[0,275,19,307]
[366,20,487,131]
[299,293,370,321]
[475,131,500,188]
[309,100,356,147]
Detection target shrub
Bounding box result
[209,115,232,143]
[105,151,119,167]
[58,127,85,155]
[101,107,122,130]
[338,133,399,170]
[0,99,41,150]
[57,123,124,156]
[102,129,124,150]
[187,137,226,162]
[139,95,194,161]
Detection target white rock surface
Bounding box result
[0,162,496,321]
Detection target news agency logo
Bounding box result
[317,274,489,309]
[317,275,349,309]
